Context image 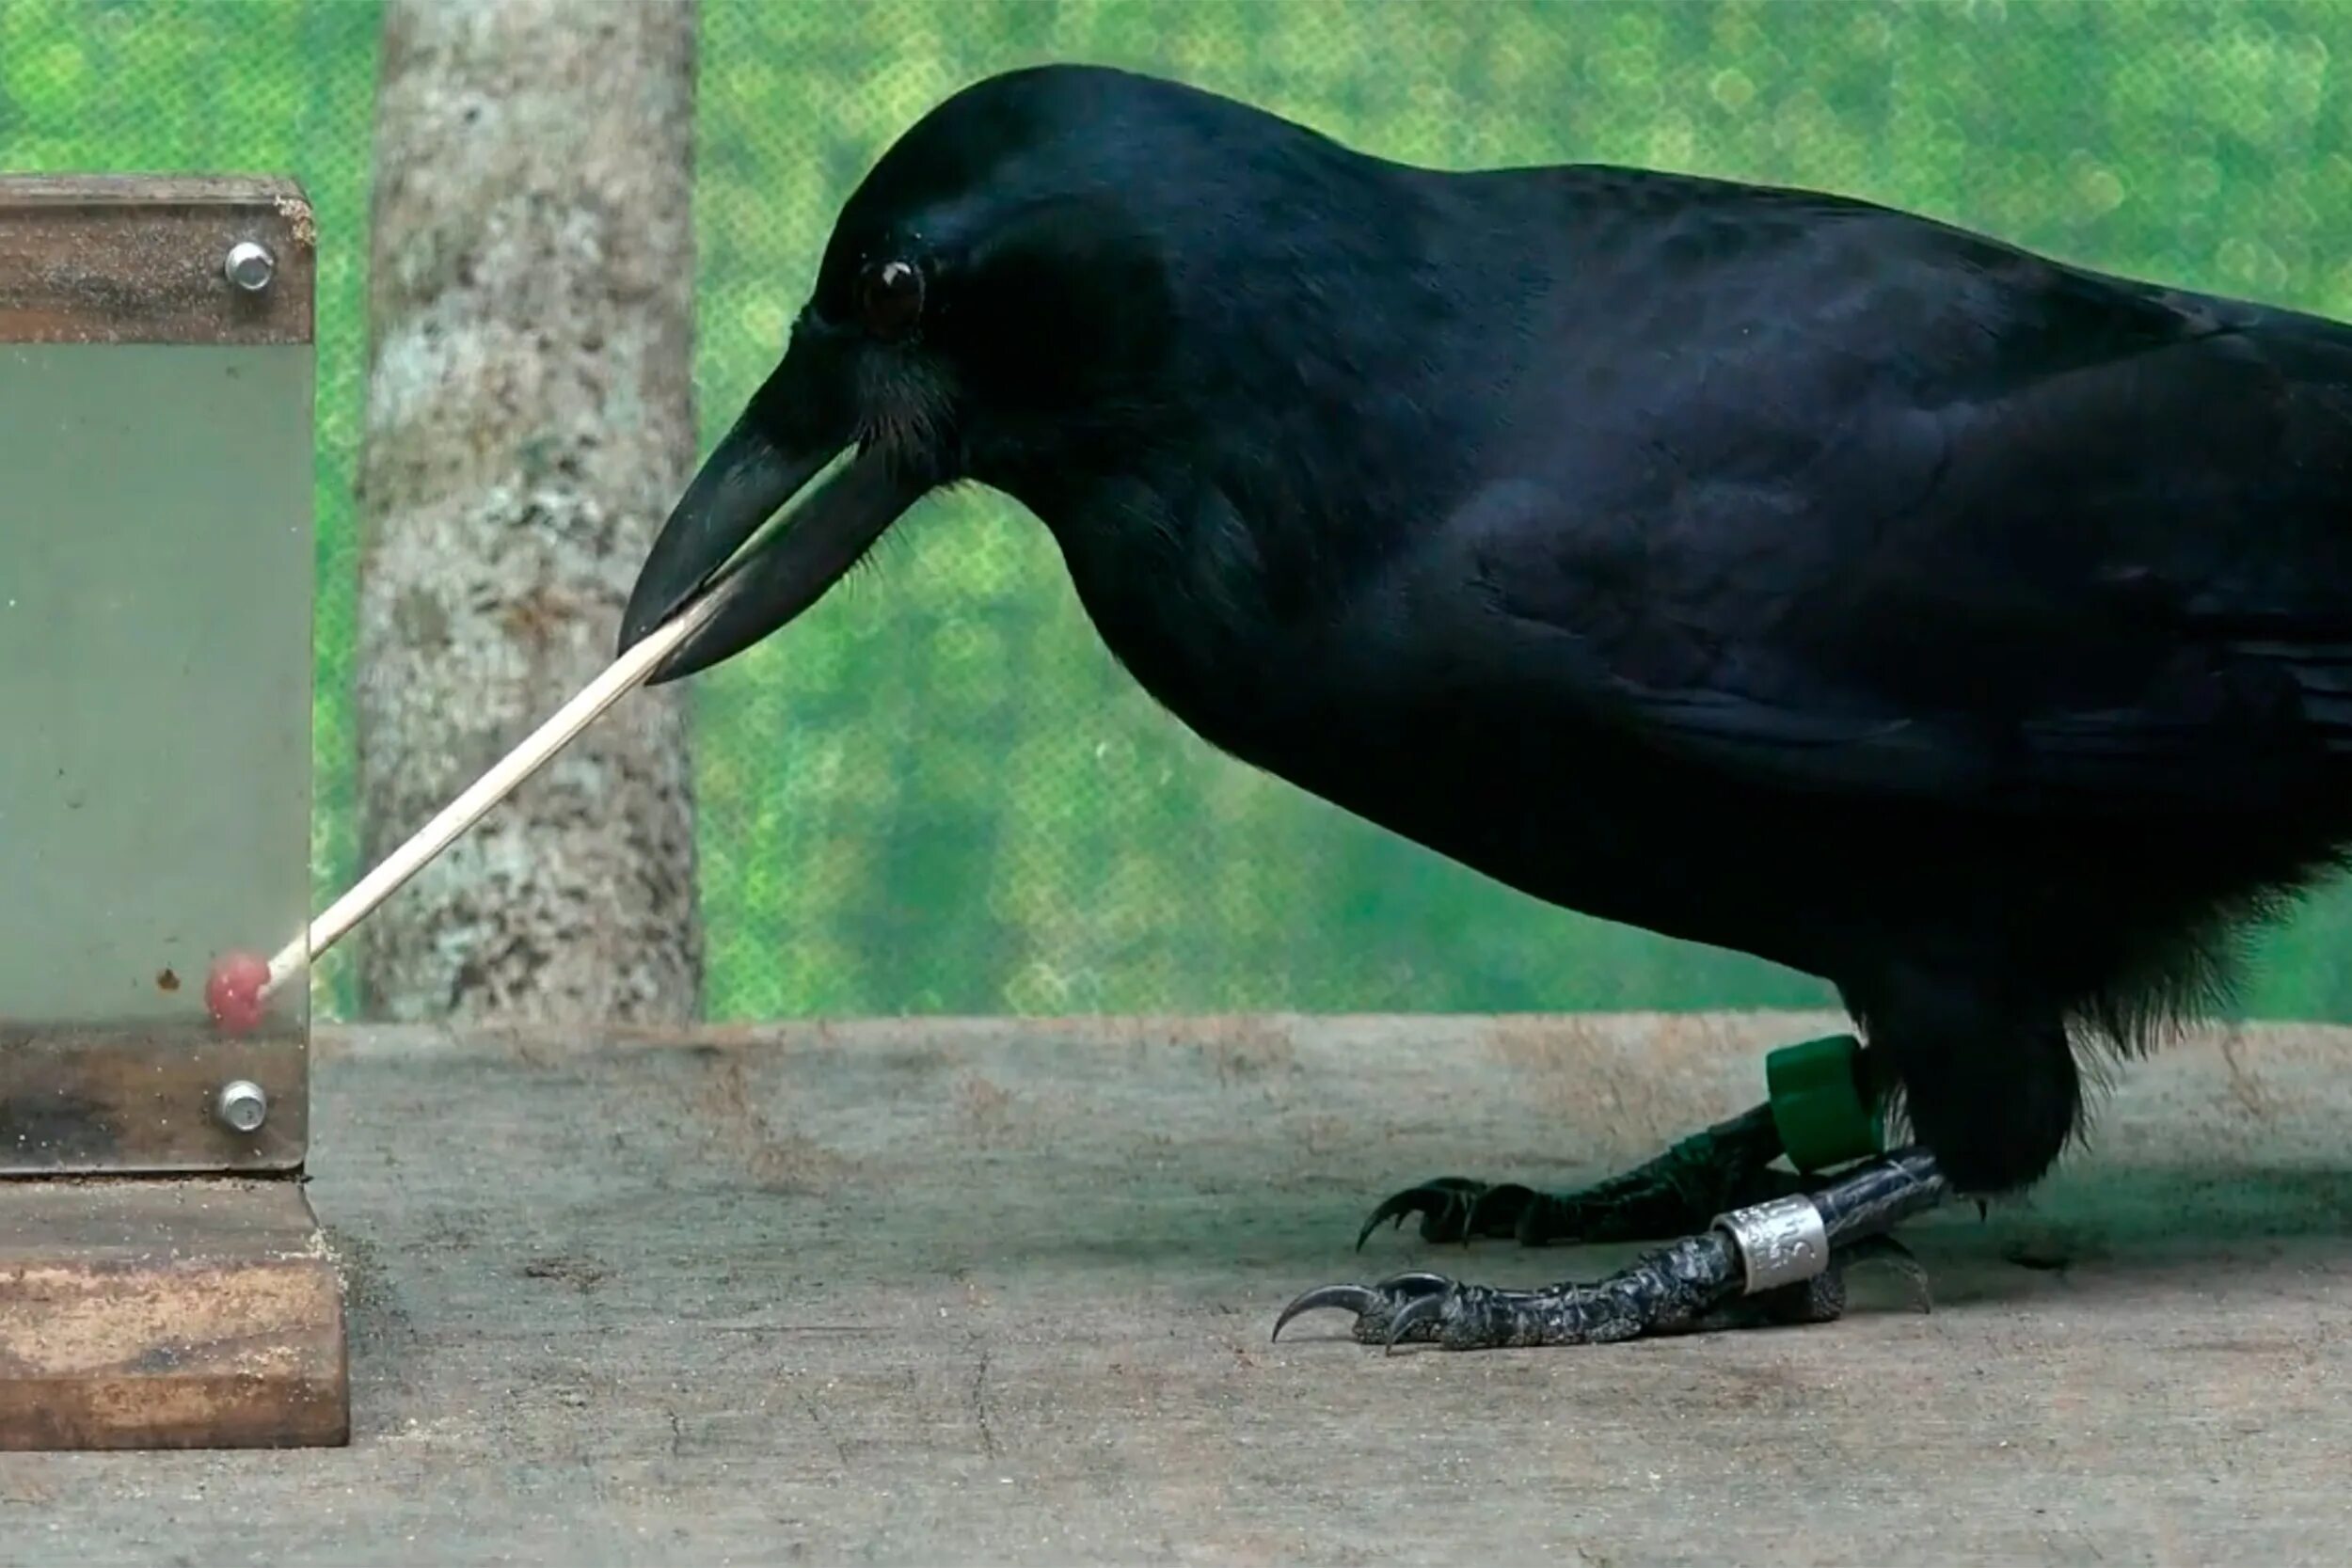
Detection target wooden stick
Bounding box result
[259,582,731,1001]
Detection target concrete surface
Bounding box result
[6,1010,2352,1565]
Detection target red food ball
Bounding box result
[204,950,271,1036]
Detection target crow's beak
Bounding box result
[617,407,928,684]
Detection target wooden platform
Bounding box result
[6,1013,2350,1564]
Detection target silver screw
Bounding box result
[215,1080,268,1134]
[223,240,276,293]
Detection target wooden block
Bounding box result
[0,1178,348,1449]
[0,175,315,346]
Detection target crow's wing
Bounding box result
[1437,249,2352,812]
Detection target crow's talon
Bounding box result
[1271,1246,1716,1352]
[1269,1282,1379,1335]
[1282,1164,1952,1353]
[1274,1269,1454,1345]
[1355,1179,1486,1247]
[1274,1243,1910,1351]
[1353,1178,1547,1247]
[1461,1181,1538,1243]
[1355,1103,1811,1251]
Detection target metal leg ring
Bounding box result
[1712,1194,1830,1294]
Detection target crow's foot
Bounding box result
[1282,1149,1949,1352]
[1358,1101,1803,1248]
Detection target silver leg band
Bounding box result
[1711,1194,1830,1294]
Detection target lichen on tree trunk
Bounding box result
[356,0,703,1023]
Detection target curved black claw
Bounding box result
[1355,1103,1809,1251]
[1273,1271,1454,1346]
[1270,1283,1378,1341]
[1356,1179,1534,1247]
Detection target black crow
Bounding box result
[619,62,2352,1351]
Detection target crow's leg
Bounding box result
[1275,1148,1948,1352]
[1359,1036,1884,1247]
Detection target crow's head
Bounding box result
[619,62,1385,681]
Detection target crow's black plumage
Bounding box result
[620,63,2352,1350]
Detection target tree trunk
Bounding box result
[354,0,703,1023]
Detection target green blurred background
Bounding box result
[9,0,2352,1022]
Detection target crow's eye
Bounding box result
[855,259,925,341]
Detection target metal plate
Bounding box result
[0,176,314,346]
[0,179,314,1174]
[0,1021,306,1172]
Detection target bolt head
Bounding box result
[224,240,276,293]
[215,1079,268,1134]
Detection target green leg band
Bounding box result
[1765,1034,1884,1173]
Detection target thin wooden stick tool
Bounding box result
[256,579,733,1003]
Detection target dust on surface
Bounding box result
[519,1252,610,1292]
[1184,1015,1303,1085]
[679,1045,853,1193]
[322,1227,411,1347]
[1474,1011,1769,1143]
[953,1074,1024,1147]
